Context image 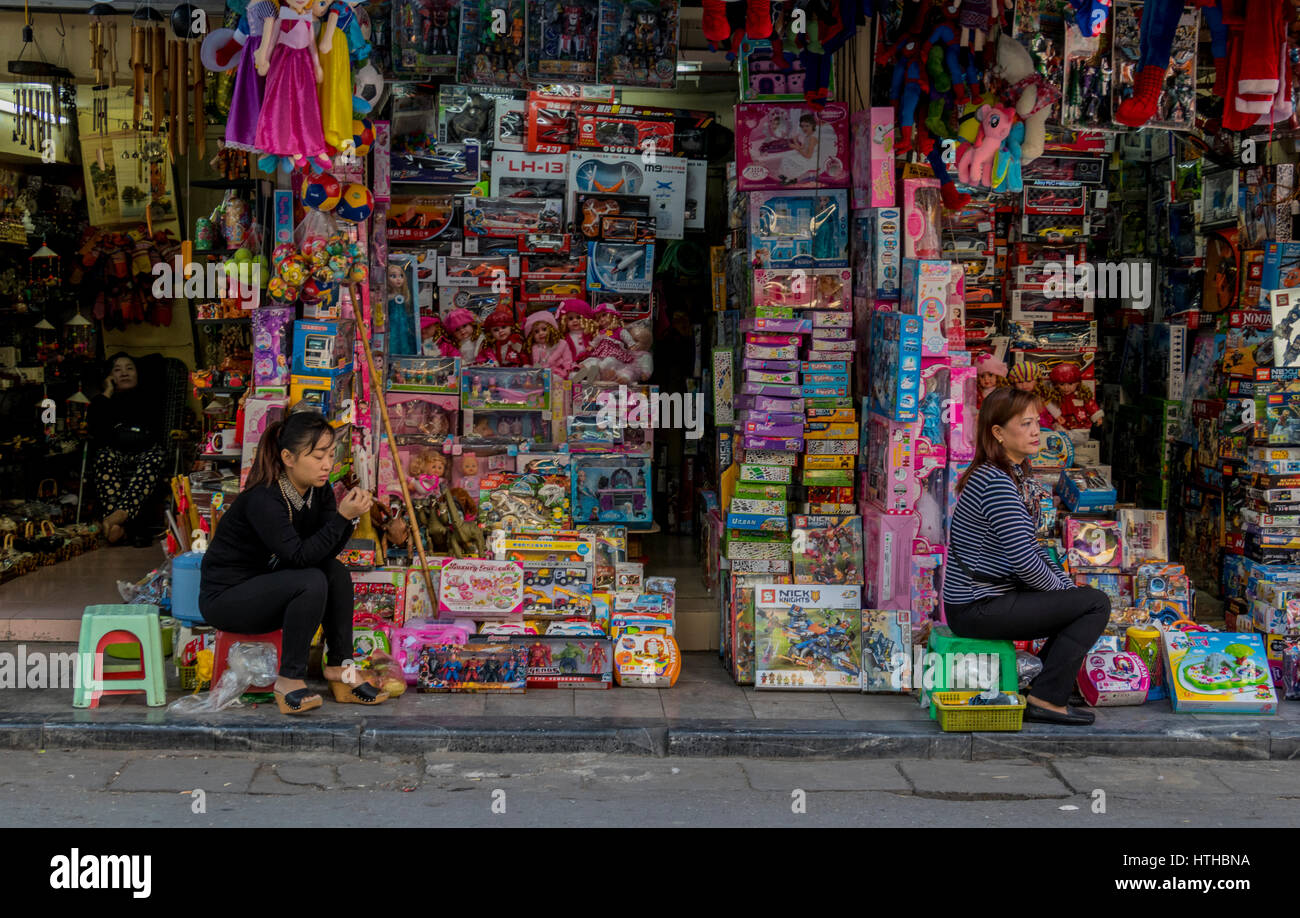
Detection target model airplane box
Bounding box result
[754,583,862,690]
[1162,630,1278,714]
[509,635,613,688]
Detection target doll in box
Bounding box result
[524,311,575,378]
[1045,362,1103,431]
[974,352,1007,407]
[476,308,527,367]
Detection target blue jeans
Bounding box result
[1137,0,1185,70]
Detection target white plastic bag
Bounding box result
[168,641,279,714]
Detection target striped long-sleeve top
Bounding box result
[942,463,1074,605]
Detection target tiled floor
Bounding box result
[0,546,160,642]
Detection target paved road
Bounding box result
[1,749,1298,827]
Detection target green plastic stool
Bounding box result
[72,605,167,708]
[922,626,1017,719]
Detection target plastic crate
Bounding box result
[932,691,1026,732]
[177,664,208,692]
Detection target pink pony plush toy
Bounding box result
[956,103,1015,189]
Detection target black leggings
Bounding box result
[945,587,1110,706]
[199,560,353,679]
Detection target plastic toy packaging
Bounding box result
[902,177,941,259]
[587,243,654,293]
[417,641,529,692]
[575,103,675,155]
[437,558,525,619]
[734,102,851,191]
[439,85,518,148]
[595,0,678,89]
[1283,643,1300,700]
[461,366,552,410]
[571,455,653,527]
[749,190,849,269]
[385,392,458,439]
[574,192,655,243]
[386,356,460,393]
[1065,518,1122,568]
[525,0,599,81]
[478,471,572,531]
[168,642,278,715]
[754,584,862,690]
[613,633,681,686]
[253,307,294,388]
[392,0,460,75]
[457,0,527,85]
[568,149,688,240]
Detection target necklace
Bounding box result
[278,473,311,512]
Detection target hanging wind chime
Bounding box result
[8,4,73,160]
[88,3,119,137]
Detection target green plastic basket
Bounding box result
[932,691,1026,732]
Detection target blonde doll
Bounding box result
[524,310,574,378]
[556,298,596,365]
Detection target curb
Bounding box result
[0,713,1292,760]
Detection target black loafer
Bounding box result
[1024,704,1095,726]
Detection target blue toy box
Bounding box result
[749,190,849,269]
[868,312,922,421]
[292,319,355,377]
[571,455,653,528]
[1057,468,1118,513]
[1262,241,1300,293]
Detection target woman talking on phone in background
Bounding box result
[943,387,1110,726]
[199,411,389,714]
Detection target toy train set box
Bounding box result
[1161,631,1279,714]
[509,635,613,688]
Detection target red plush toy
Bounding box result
[702,0,773,57]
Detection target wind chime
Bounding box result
[88,3,119,137]
[167,3,205,159]
[8,4,73,159]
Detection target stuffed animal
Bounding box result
[701,0,773,59]
[956,103,1014,188]
[992,118,1024,193]
[994,32,1053,164]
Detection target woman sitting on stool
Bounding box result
[199,411,388,714]
[90,353,168,545]
[944,387,1110,726]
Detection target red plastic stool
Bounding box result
[211,629,283,692]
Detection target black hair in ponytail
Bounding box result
[243,411,334,491]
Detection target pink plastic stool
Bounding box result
[211,629,284,692]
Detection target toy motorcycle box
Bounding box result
[417,641,529,693]
[1076,651,1150,706]
[510,635,612,688]
[613,633,681,687]
[1162,630,1278,714]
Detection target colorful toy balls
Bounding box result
[352,119,375,156]
[301,171,342,212]
[335,184,374,223]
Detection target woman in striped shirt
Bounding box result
[944,387,1109,726]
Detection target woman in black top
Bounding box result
[200,412,388,714]
[89,353,167,545]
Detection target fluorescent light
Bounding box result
[676,60,701,73]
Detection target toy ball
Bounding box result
[335,184,374,223]
[351,119,375,156]
[280,259,307,287]
[301,172,342,212]
[348,264,368,284]
[267,277,289,300]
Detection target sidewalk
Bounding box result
[1,645,1296,760]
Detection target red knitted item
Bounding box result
[701,0,731,45]
[1114,65,1166,127]
[746,0,772,40]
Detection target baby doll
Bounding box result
[524,310,574,378]
[420,315,461,358]
[556,298,595,365]
[1046,362,1103,431]
[973,352,1008,406]
[407,448,447,498]
[477,308,526,366]
[592,302,629,345]
[443,307,483,365]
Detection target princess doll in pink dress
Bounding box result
[208,0,279,153]
[254,0,332,174]
[524,311,574,379]
[556,298,594,366]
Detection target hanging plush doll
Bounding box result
[254,0,331,174]
[204,0,279,153]
[1112,0,1232,127]
[313,0,359,153]
[701,0,773,59]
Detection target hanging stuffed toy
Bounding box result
[202,0,279,152]
[956,103,1015,188]
[702,0,773,58]
[993,32,1055,164]
[254,0,331,174]
[313,0,357,153]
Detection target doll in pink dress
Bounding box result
[477,308,527,367]
[592,302,635,347]
[556,298,594,366]
[254,0,332,175]
[524,311,574,378]
[420,315,461,358]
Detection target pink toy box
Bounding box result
[948,360,977,459]
[864,411,920,514]
[911,541,945,627]
[902,259,961,357]
[735,102,851,191]
[869,107,895,208]
[1077,651,1151,706]
[863,505,919,610]
[902,177,942,259]
[437,559,525,620]
[388,622,469,685]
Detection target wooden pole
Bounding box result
[349,283,438,607]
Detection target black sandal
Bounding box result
[326,680,390,705]
[274,687,323,715]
